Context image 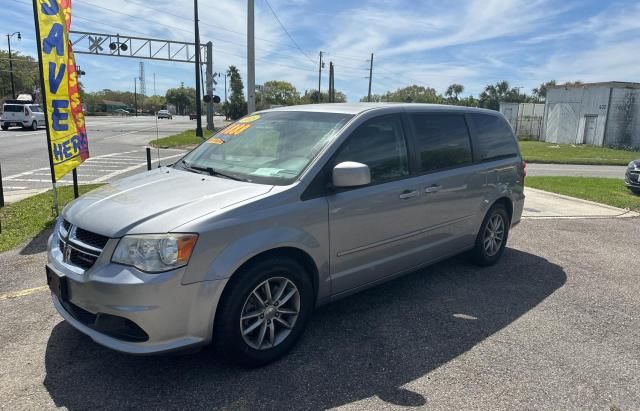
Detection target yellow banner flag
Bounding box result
[33,0,89,182]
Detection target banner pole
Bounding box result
[72,168,79,198]
[31,0,59,216]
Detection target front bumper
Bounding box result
[625,170,639,189]
[47,232,228,354]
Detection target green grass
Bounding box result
[519,141,639,165]
[526,176,640,212]
[0,185,102,253]
[149,129,207,148]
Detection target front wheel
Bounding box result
[213,257,314,367]
[31,121,38,131]
[470,203,510,266]
[1,125,8,131]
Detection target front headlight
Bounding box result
[112,234,198,273]
[629,160,640,169]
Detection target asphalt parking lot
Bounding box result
[1,216,639,410]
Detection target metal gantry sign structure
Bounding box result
[69,31,215,130]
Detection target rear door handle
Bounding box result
[424,184,442,194]
[399,190,419,200]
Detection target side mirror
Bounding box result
[332,161,371,188]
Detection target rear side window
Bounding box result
[29,105,43,113]
[333,115,409,184]
[410,114,473,172]
[470,114,518,161]
[3,105,23,113]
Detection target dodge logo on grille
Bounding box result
[63,243,72,264]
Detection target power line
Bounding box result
[263,0,315,64]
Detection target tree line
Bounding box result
[360,80,583,110]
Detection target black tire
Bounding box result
[1,125,8,131]
[213,257,314,367]
[630,188,640,196]
[470,203,510,266]
[31,121,38,131]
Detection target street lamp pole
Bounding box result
[194,0,203,137]
[6,32,21,99]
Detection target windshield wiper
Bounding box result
[181,160,245,181]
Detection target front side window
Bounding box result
[411,114,473,172]
[470,114,518,161]
[180,111,353,185]
[333,115,409,184]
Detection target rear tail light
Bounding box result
[24,106,29,116]
[521,160,527,178]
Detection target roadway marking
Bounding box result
[0,286,48,301]
[93,153,184,182]
[102,125,158,140]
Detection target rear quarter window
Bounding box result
[470,114,518,161]
[3,105,23,113]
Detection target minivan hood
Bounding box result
[63,168,273,237]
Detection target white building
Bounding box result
[543,82,640,149]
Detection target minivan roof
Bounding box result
[264,103,501,116]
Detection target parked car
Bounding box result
[189,112,198,120]
[1,101,45,130]
[112,109,130,116]
[625,160,640,194]
[157,109,173,119]
[46,103,525,366]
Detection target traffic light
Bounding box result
[203,95,221,104]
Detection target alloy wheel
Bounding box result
[239,277,300,350]
[483,214,505,257]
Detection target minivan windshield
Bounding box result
[179,111,353,185]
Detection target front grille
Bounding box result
[58,219,109,271]
[69,248,99,270]
[629,172,639,183]
[75,227,109,249]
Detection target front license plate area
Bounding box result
[46,266,69,302]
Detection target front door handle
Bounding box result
[424,184,442,194]
[399,190,419,200]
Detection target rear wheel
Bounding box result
[471,203,510,266]
[213,257,314,367]
[1,125,8,131]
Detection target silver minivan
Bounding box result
[47,103,525,366]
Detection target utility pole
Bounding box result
[205,41,214,130]
[153,72,156,96]
[329,61,334,103]
[367,52,374,102]
[317,51,323,103]
[194,0,203,136]
[134,77,138,116]
[6,32,21,99]
[247,0,256,113]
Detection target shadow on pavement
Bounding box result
[19,227,52,256]
[43,248,566,409]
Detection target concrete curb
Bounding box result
[523,187,639,219]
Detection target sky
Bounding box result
[2,0,640,102]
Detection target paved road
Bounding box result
[1,217,639,409]
[0,115,225,195]
[526,163,627,179]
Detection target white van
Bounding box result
[1,101,46,131]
